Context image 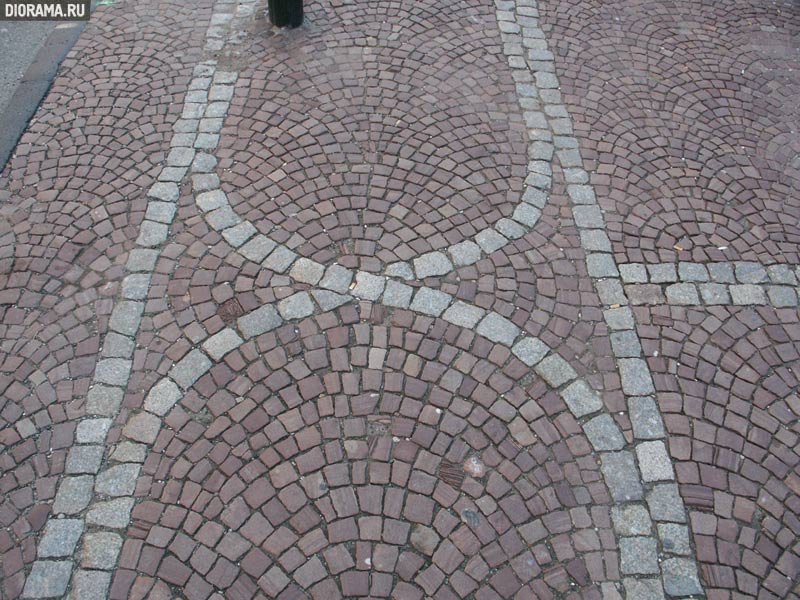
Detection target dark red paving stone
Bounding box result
[540,0,800,266]
[635,303,800,599]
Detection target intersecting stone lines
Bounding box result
[20,1,258,597]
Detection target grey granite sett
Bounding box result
[730,284,767,305]
[596,279,627,305]
[147,182,179,202]
[202,328,243,361]
[121,274,151,301]
[410,287,452,317]
[166,147,195,167]
[534,353,577,388]
[158,167,186,182]
[352,272,385,301]
[311,290,351,312]
[196,189,227,212]
[628,396,665,440]
[290,258,325,285]
[82,532,123,569]
[144,378,182,416]
[171,133,197,148]
[239,236,277,264]
[495,218,526,240]
[646,483,687,523]
[222,221,257,248]
[191,152,217,173]
[611,505,652,536]
[278,292,315,320]
[94,359,132,387]
[659,523,691,555]
[182,103,205,119]
[566,184,596,204]
[87,385,123,417]
[95,464,140,497]
[662,558,703,596]
[170,349,212,390]
[618,358,655,395]
[620,537,659,574]
[564,168,588,184]
[205,102,229,118]
[101,332,135,359]
[535,71,558,88]
[38,519,84,557]
[525,171,550,190]
[583,414,625,451]
[572,205,603,228]
[206,205,240,230]
[174,118,199,132]
[192,173,220,192]
[53,476,94,514]
[443,302,485,329]
[512,203,541,227]
[85,497,135,528]
[636,441,674,482]
[195,133,220,149]
[665,283,699,305]
[610,330,641,357]
[320,264,353,293]
[601,451,643,501]
[735,261,768,283]
[385,262,414,280]
[604,306,635,330]
[476,312,521,346]
[112,441,146,464]
[263,245,297,273]
[475,229,508,254]
[109,301,144,337]
[767,264,797,285]
[586,253,619,278]
[136,220,168,247]
[619,263,647,283]
[647,263,677,283]
[199,118,224,133]
[700,282,730,305]
[768,286,798,308]
[557,148,582,168]
[560,380,603,418]
[382,281,413,309]
[76,418,112,444]
[22,561,73,598]
[512,337,549,367]
[523,111,548,129]
[66,445,104,474]
[448,240,482,267]
[522,186,548,208]
[237,304,282,338]
[71,570,112,600]
[708,262,735,283]
[126,249,159,273]
[209,84,234,101]
[623,579,665,600]
[580,230,612,252]
[123,412,161,444]
[678,262,708,282]
[414,252,453,279]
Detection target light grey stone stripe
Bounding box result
[618,261,799,308]
[498,0,705,597]
[21,1,254,597]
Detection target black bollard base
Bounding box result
[268,0,302,28]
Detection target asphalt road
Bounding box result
[0,21,56,119]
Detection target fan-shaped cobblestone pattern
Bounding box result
[216,0,528,271]
[0,0,214,596]
[539,0,800,265]
[114,311,616,599]
[636,304,800,599]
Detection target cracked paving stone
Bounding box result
[351,272,385,300]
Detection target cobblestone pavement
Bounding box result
[0,0,798,598]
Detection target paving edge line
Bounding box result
[19,0,255,597]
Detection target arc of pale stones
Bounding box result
[23,0,704,598]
